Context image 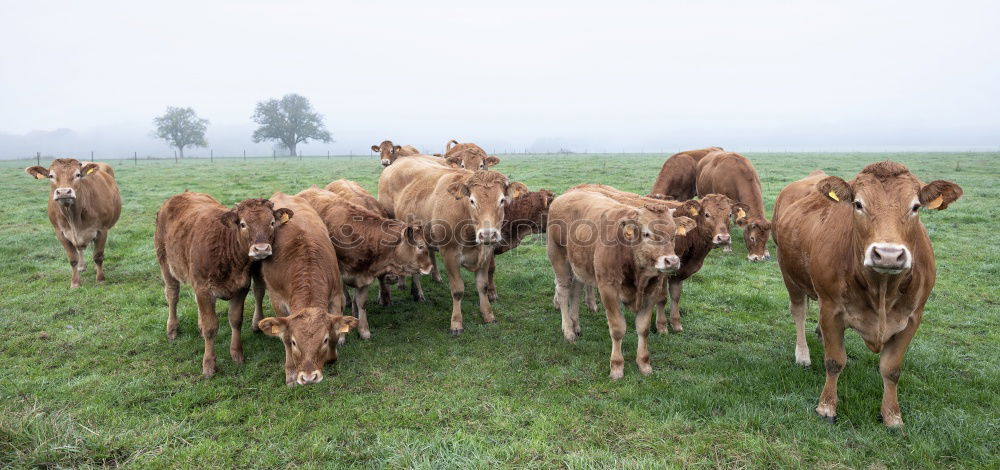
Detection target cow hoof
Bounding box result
[795,358,812,368]
[671,324,684,333]
[882,412,904,428]
[70,282,81,289]
[609,369,624,380]
[359,330,371,340]
[413,294,426,302]
[202,366,216,378]
[656,324,669,334]
[231,350,245,365]
[487,294,498,303]
[167,327,178,341]
[432,275,443,283]
[450,328,464,336]
[378,298,392,307]
[816,405,836,424]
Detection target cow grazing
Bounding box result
[670,146,724,164]
[297,187,433,339]
[250,192,356,386]
[26,159,121,288]
[372,140,421,167]
[486,189,556,301]
[773,162,962,427]
[650,153,698,201]
[379,158,527,334]
[442,139,500,170]
[155,192,292,377]
[696,151,771,261]
[547,186,695,379]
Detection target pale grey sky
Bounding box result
[1,0,998,157]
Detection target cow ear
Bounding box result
[328,315,358,335]
[447,182,470,199]
[680,200,700,217]
[505,182,528,199]
[405,222,421,244]
[371,145,380,152]
[393,145,401,153]
[445,156,463,168]
[485,156,500,167]
[257,317,287,337]
[542,190,554,208]
[81,163,100,176]
[221,210,239,226]
[643,203,667,214]
[674,216,697,236]
[26,166,48,179]
[817,176,853,203]
[919,180,962,210]
[274,208,294,224]
[731,203,751,224]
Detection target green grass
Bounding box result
[1,152,998,468]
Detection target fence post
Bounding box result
[174,150,178,163]
[36,151,40,166]
[273,150,276,161]
[243,150,246,161]
[210,149,213,162]
[134,151,137,166]
[327,150,330,160]
[90,151,94,160]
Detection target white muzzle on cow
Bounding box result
[296,370,323,385]
[53,187,76,203]
[381,159,391,167]
[476,228,501,245]
[655,255,681,272]
[249,243,273,260]
[865,243,911,274]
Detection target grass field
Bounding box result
[1,152,998,468]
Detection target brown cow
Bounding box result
[671,146,724,164]
[442,139,500,170]
[650,153,698,201]
[372,140,421,167]
[547,186,695,379]
[250,192,356,386]
[26,159,121,288]
[379,158,527,334]
[697,151,771,261]
[486,189,556,301]
[773,162,962,427]
[155,192,292,377]
[297,187,433,339]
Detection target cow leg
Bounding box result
[93,229,108,283]
[816,305,847,423]
[635,302,654,375]
[443,249,465,334]
[600,287,626,380]
[57,232,81,288]
[161,264,181,341]
[429,248,442,283]
[397,275,407,291]
[549,244,577,342]
[668,278,684,332]
[654,299,669,334]
[377,274,393,306]
[355,284,372,339]
[585,286,598,312]
[76,248,86,272]
[475,265,495,324]
[790,291,811,367]
[251,270,265,333]
[569,281,582,337]
[410,274,426,302]
[194,291,219,377]
[879,311,922,428]
[227,288,247,365]
[486,257,498,302]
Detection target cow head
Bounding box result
[258,308,358,386]
[371,140,401,167]
[733,209,771,261]
[506,189,556,233]
[26,158,102,206]
[817,161,962,274]
[615,203,697,274]
[694,194,748,248]
[220,198,293,260]
[447,170,527,245]
[445,149,500,171]
[390,221,435,276]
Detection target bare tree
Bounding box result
[153,107,208,158]
[251,94,332,156]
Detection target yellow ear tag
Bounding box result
[280,213,290,224]
[827,191,839,202]
[737,208,746,219]
[676,226,687,236]
[689,207,699,216]
[269,325,282,335]
[337,325,351,334]
[86,167,96,175]
[927,195,943,210]
[624,225,635,240]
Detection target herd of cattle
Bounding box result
[25,142,962,427]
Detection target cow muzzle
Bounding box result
[53,187,76,203]
[295,370,323,385]
[249,243,273,260]
[865,243,911,274]
[476,228,501,245]
[747,250,771,262]
[381,159,391,167]
[655,255,681,273]
[713,233,731,247]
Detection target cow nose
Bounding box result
[656,255,680,272]
[249,243,272,259]
[713,233,731,246]
[476,228,501,245]
[381,159,390,167]
[53,188,76,200]
[296,370,323,385]
[868,243,910,272]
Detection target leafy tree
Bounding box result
[251,94,332,156]
[152,107,209,158]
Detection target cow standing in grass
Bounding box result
[372,140,421,167]
[155,193,292,377]
[773,162,962,427]
[697,151,771,261]
[26,159,121,288]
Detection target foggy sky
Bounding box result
[2,0,998,158]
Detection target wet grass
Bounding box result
[1,152,997,468]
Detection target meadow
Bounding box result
[1,152,997,468]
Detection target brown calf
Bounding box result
[379,158,526,334]
[26,159,121,288]
[671,146,724,164]
[297,187,433,339]
[773,162,961,427]
[486,189,556,301]
[650,154,698,201]
[155,192,292,377]
[251,192,356,386]
[547,186,695,379]
[442,139,500,170]
[697,151,771,261]
[372,140,421,167]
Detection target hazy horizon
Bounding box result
[2,0,998,159]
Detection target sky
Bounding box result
[1,0,998,158]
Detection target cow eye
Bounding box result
[75,172,81,178]
[323,336,329,345]
[47,174,54,179]
[240,221,247,229]
[705,212,711,218]
[643,232,651,239]
[469,198,476,206]
[911,203,920,212]
[270,220,275,227]
[290,338,297,347]
[853,201,863,211]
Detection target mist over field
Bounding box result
[2,0,998,158]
